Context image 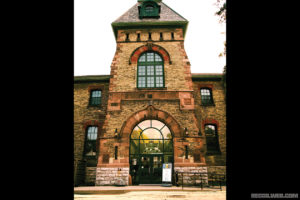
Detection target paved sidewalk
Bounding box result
[74,190,226,200]
[74,186,226,200]
[74,186,225,194]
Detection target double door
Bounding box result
[139,154,163,184]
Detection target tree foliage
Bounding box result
[215,0,226,23]
[215,0,226,97]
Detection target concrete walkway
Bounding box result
[74,189,226,200]
[74,186,226,200]
[74,186,225,194]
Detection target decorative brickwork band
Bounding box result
[129,43,171,64]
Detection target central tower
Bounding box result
[96,0,207,186]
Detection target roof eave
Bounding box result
[111,21,189,41]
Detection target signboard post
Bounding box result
[162,163,172,186]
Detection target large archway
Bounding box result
[130,119,173,184]
[120,105,182,185]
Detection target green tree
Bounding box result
[215,0,226,98]
[215,0,226,23]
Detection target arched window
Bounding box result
[204,124,221,154]
[137,52,164,88]
[84,126,98,157]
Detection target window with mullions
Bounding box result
[84,126,98,157]
[145,5,154,13]
[204,124,221,154]
[130,120,173,156]
[200,88,214,105]
[137,52,164,88]
[89,90,101,106]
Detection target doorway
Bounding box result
[139,154,163,184]
[129,120,173,185]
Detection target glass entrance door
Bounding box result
[139,154,163,184]
[129,120,173,185]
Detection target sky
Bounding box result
[74,0,226,76]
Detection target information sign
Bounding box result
[162,163,172,183]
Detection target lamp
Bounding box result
[198,130,202,136]
[184,128,189,137]
[114,128,120,139]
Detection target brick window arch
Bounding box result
[129,44,171,65]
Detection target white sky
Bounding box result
[74,0,226,76]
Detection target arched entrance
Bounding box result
[129,119,173,185]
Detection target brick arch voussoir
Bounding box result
[202,118,220,129]
[120,106,181,140]
[129,44,171,64]
[83,120,101,130]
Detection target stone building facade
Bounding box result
[74,0,226,186]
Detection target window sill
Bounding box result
[87,105,102,109]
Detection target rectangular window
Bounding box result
[185,145,188,159]
[115,146,118,160]
[200,88,213,105]
[90,90,101,106]
[137,33,141,41]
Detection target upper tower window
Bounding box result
[138,0,161,19]
[137,52,164,88]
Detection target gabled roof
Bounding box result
[111,1,189,40]
[113,2,188,23]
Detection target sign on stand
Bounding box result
[162,163,172,186]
